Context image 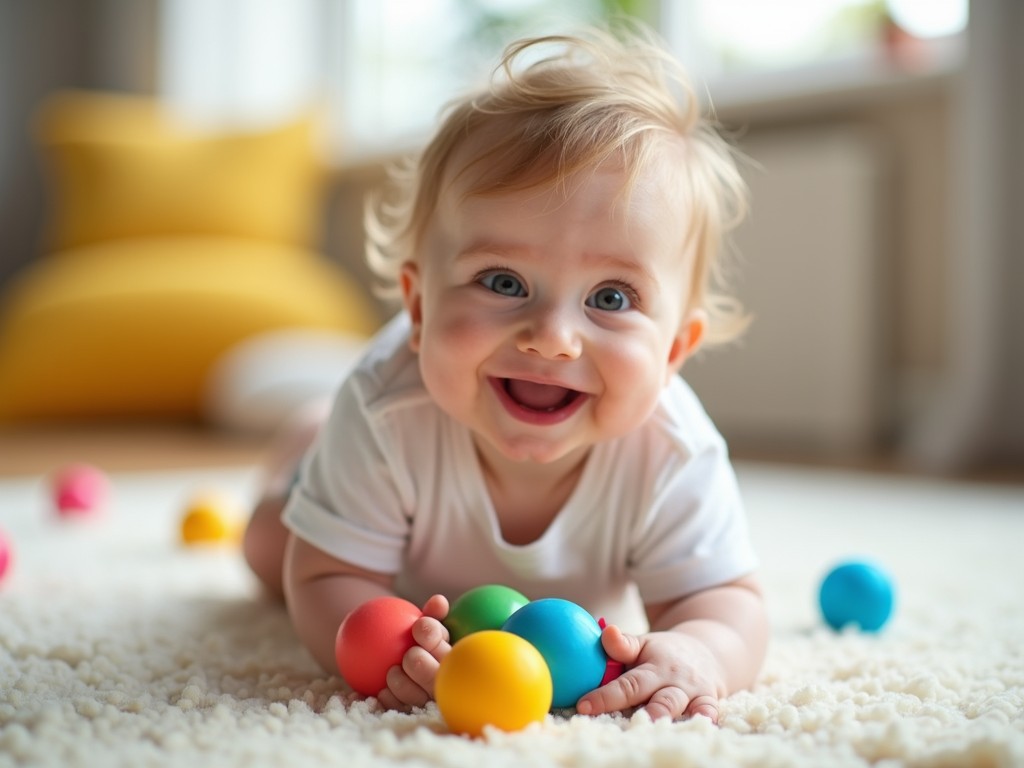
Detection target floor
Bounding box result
[1,422,1020,487]
[0,424,272,477]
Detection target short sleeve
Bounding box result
[628,441,758,605]
[281,373,412,575]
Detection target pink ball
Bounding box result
[0,529,12,583]
[52,463,110,517]
[335,596,422,697]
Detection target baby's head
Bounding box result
[367,24,749,346]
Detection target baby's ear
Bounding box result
[400,262,423,352]
[666,308,706,379]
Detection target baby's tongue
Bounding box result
[506,379,571,411]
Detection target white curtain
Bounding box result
[158,0,324,130]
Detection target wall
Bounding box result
[2,2,1016,472]
[908,0,1024,470]
[703,72,957,461]
[0,0,158,288]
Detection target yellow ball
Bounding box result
[180,495,242,545]
[435,630,552,737]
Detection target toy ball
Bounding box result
[502,598,607,708]
[180,493,243,545]
[435,629,552,737]
[0,528,12,584]
[52,463,109,517]
[819,560,895,632]
[445,584,530,644]
[335,596,422,697]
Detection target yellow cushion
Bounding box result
[0,238,379,422]
[35,91,323,250]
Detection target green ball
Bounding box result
[445,585,530,644]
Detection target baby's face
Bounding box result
[402,157,705,466]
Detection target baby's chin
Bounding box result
[471,430,593,468]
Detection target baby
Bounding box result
[244,25,768,723]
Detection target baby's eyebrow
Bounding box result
[582,252,656,284]
[456,243,655,283]
[455,243,527,262]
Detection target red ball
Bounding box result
[335,596,422,697]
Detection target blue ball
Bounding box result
[819,560,895,632]
[502,598,607,708]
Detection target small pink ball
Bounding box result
[52,463,110,517]
[0,529,12,583]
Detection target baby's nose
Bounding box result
[516,305,582,360]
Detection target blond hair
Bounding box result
[366,24,750,345]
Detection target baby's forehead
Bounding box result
[444,159,689,243]
[442,126,689,207]
[430,147,694,269]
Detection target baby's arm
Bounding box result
[283,535,451,708]
[576,575,768,723]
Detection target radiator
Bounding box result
[683,126,888,457]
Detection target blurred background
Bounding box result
[0,0,1020,480]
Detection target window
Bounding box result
[158,0,967,162]
[327,0,620,159]
[672,0,889,76]
[160,0,641,160]
[664,0,967,108]
[159,0,323,130]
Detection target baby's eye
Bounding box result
[586,286,632,312]
[479,272,526,297]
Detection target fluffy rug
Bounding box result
[1,461,1022,767]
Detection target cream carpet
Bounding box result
[1,462,1022,767]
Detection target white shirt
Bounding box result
[282,315,757,632]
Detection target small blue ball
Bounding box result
[819,560,895,632]
[502,598,606,708]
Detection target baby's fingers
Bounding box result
[378,608,452,711]
[599,623,642,665]
[683,694,720,724]
[404,620,449,701]
[380,642,446,710]
[580,674,714,722]
[576,665,661,717]
[643,686,697,722]
[420,594,450,625]
[412,615,450,659]
[376,685,404,711]
[381,649,433,710]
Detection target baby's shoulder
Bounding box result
[345,314,431,413]
[585,380,734,516]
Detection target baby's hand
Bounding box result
[376,594,451,711]
[576,623,724,723]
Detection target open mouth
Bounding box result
[490,377,587,424]
[504,378,580,412]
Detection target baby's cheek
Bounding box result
[599,350,664,429]
[419,352,467,410]
[427,305,491,347]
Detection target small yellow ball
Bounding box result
[435,630,552,737]
[180,495,242,545]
